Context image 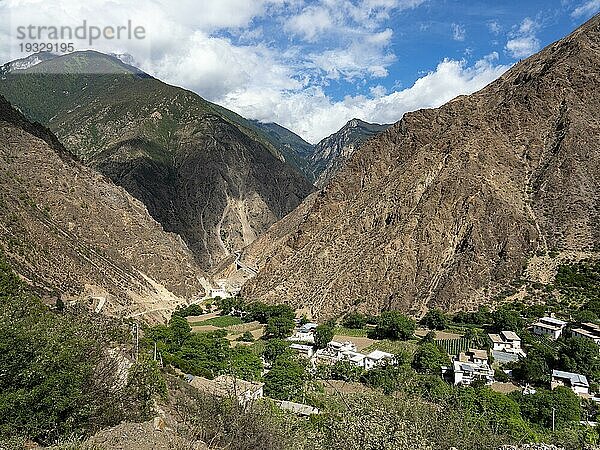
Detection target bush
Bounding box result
[420,309,448,331]
[370,311,416,341]
[314,324,334,349]
[0,256,138,444]
[126,357,167,418]
[412,342,450,375]
[342,312,367,329]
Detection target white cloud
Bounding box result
[571,0,600,17]
[0,0,511,144]
[487,20,502,35]
[285,6,333,41]
[505,17,541,59]
[452,23,466,41]
[221,55,510,142]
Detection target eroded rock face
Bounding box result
[238,16,600,319]
[0,95,204,321]
[0,51,315,270]
[307,119,390,188]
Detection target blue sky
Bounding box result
[1,0,599,142]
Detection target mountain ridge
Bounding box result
[0,51,315,270]
[232,14,600,319]
[0,94,204,321]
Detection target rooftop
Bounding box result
[365,350,394,360]
[501,331,521,341]
[538,317,567,327]
[552,370,589,387]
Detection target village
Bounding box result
[166,293,600,424]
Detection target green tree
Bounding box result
[511,346,554,387]
[126,356,167,418]
[420,309,448,331]
[264,355,306,401]
[263,339,291,364]
[511,387,582,430]
[314,324,334,349]
[371,311,416,340]
[342,312,367,329]
[168,315,191,347]
[265,315,295,339]
[557,336,600,381]
[228,346,263,381]
[174,330,230,378]
[330,360,364,382]
[412,342,450,375]
[491,308,523,332]
[238,331,255,342]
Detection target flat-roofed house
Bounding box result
[551,370,590,396]
[290,343,314,358]
[448,349,494,386]
[363,350,396,370]
[532,317,567,339]
[571,323,600,346]
[488,331,524,355]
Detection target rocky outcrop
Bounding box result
[307,119,389,187]
[0,95,204,321]
[235,15,600,319]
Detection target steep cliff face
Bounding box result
[0,51,315,270]
[307,119,390,187]
[0,95,204,321]
[236,15,600,318]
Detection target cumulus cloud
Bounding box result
[571,0,600,18]
[505,17,541,59]
[0,0,510,143]
[221,55,510,142]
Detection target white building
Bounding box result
[299,322,318,333]
[488,331,524,355]
[532,317,567,339]
[315,341,358,363]
[447,349,494,386]
[363,350,396,370]
[340,350,367,368]
[290,343,315,358]
[571,323,600,346]
[288,332,315,344]
[551,370,590,396]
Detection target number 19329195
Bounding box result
[19,42,75,53]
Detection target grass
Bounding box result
[189,315,243,328]
[333,326,369,337]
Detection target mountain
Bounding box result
[230,15,600,319]
[0,51,315,270]
[250,118,390,186]
[250,120,315,177]
[0,94,204,321]
[307,118,390,187]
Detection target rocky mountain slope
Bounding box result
[307,119,390,187]
[233,15,600,319]
[0,51,314,270]
[250,120,315,178]
[0,95,204,321]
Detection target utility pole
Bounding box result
[552,407,556,432]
